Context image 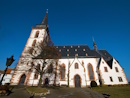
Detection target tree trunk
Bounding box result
[38,72,43,87]
[38,60,45,87]
[54,60,57,86]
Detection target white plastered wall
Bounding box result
[99,58,128,85]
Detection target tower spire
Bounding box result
[41,9,48,25]
[93,37,97,51]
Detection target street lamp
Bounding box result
[0,55,15,85]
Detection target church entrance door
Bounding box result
[44,78,49,86]
[74,75,81,87]
[19,74,26,85]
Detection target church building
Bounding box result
[10,10,128,87]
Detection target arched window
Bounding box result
[75,63,78,69]
[60,64,65,80]
[35,31,39,38]
[32,40,36,46]
[47,64,53,73]
[88,64,94,80]
[34,73,38,79]
[36,64,40,72]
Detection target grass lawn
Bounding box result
[26,86,48,94]
[92,85,130,98]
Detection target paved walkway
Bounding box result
[0,87,104,98]
[45,87,104,98]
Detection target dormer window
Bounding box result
[78,46,80,48]
[71,46,73,48]
[35,31,39,38]
[75,54,78,57]
[63,46,65,48]
[67,54,69,56]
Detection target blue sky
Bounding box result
[0,0,130,81]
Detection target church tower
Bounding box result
[11,10,51,85]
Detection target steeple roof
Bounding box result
[93,37,97,51]
[41,9,48,25]
[35,9,48,28]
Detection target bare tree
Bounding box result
[28,41,61,87]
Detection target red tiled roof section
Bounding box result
[0,68,13,74]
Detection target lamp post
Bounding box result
[0,55,15,85]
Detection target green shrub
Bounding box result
[90,81,97,87]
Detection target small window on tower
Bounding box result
[35,31,39,38]
[32,40,36,46]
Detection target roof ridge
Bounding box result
[55,44,88,46]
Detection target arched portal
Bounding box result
[74,75,81,87]
[44,78,49,86]
[19,74,26,85]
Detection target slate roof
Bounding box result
[56,45,112,59]
[56,45,113,68]
[35,9,48,28]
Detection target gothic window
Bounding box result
[104,67,108,72]
[60,64,65,80]
[115,67,119,72]
[36,64,40,72]
[34,73,38,79]
[47,64,53,73]
[35,31,39,38]
[118,77,123,82]
[110,77,113,82]
[88,64,94,80]
[32,40,36,46]
[75,63,79,69]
